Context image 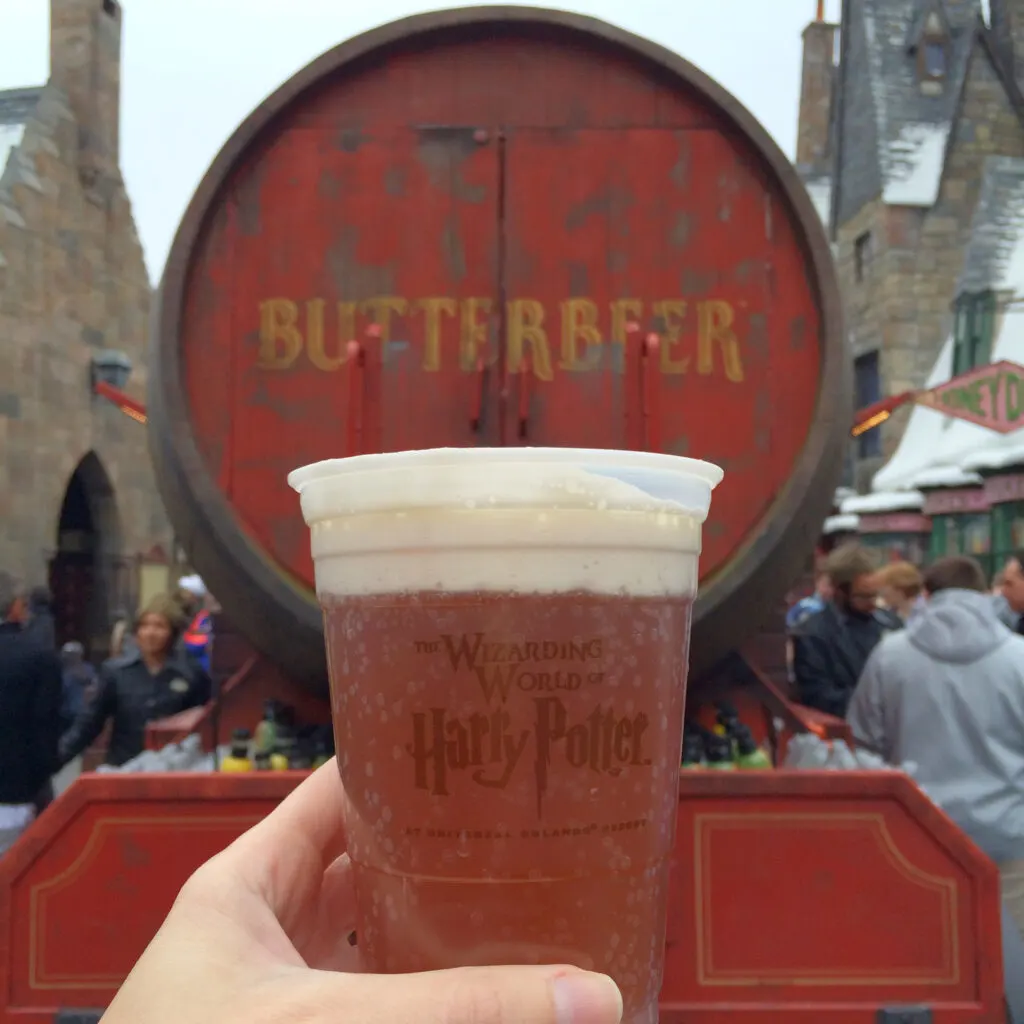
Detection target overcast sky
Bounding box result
[2,0,841,283]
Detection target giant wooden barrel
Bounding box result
[150,6,848,695]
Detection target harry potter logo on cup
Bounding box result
[406,632,652,815]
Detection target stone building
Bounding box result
[797,0,1024,492]
[0,0,169,656]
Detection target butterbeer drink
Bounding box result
[289,448,722,1024]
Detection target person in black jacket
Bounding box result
[59,594,212,768]
[792,544,901,718]
[0,573,63,815]
[22,585,56,652]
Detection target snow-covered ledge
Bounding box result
[823,513,859,535]
[962,441,1024,474]
[840,491,925,515]
[907,465,983,489]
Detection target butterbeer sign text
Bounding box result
[257,295,745,381]
[407,632,651,816]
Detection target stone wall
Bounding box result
[834,198,893,491]
[0,83,169,589]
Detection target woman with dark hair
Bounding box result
[58,594,211,768]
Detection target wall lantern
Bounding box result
[90,350,133,391]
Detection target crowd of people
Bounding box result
[0,573,215,856]
[788,545,1024,937]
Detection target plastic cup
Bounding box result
[289,447,723,1024]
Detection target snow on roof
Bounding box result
[882,122,950,207]
[805,176,832,228]
[849,0,978,223]
[870,334,954,493]
[0,122,24,178]
[823,513,860,535]
[904,417,999,486]
[959,157,1024,294]
[900,354,1024,488]
[841,490,925,514]
[0,87,40,193]
[964,440,1024,472]
[909,464,982,488]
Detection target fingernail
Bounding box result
[553,971,623,1024]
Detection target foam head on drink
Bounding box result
[289,448,722,1024]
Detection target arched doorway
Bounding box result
[49,452,126,661]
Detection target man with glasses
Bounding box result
[791,544,899,718]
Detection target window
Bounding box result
[923,40,947,78]
[952,291,996,375]
[854,231,872,283]
[854,350,882,458]
[915,9,948,90]
[963,514,992,557]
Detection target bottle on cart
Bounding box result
[253,750,272,771]
[733,724,772,770]
[681,732,706,769]
[705,736,737,771]
[311,736,332,770]
[713,701,740,741]
[254,700,281,756]
[270,729,297,771]
[220,729,254,773]
[290,737,314,771]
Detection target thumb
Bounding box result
[309,964,623,1024]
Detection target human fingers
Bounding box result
[99,849,359,1022]
[219,761,348,938]
[229,759,347,874]
[291,963,623,1024]
[164,763,348,965]
[296,852,362,971]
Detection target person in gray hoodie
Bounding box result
[847,555,1024,938]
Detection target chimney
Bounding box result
[796,2,838,173]
[49,0,122,183]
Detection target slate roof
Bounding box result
[833,0,982,227]
[957,155,1024,294]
